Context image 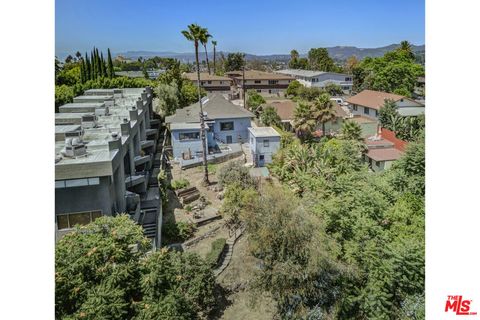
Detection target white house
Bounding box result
[248,127,281,167]
[276,69,353,93]
[346,90,425,120]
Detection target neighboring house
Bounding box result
[261,100,297,131]
[165,94,254,160]
[183,72,232,93]
[116,69,165,79]
[346,90,425,120]
[248,127,281,167]
[350,115,378,138]
[276,69,353,94]
[55,87,163,246]
[227,70,295,97]
[364,136,403,172]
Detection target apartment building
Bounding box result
[276,69,353,94]
[227,70,295,97]
[183,72,232,93]
[55,87,164,247]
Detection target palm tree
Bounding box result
[293,102,315,140]
[182,23,210,185]
[341,120,363,141]
[199,28,212,75]
[399,40,415,60]
[212,40,217,74]
[312,93,336,137]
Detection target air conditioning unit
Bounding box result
[81,114,98,129]
[62,137,87,158]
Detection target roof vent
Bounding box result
[111,132,119,139]
[123,118,129,123]
[132,106,137,110]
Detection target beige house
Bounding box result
[183,72,232,93]
[227,70,295,97]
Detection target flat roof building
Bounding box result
[55,87,164,248]
[276,69,353,94]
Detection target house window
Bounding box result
[56,177,100,188]
[57,210,103,230]
[201,81,205,85]
[263,139,269,147]
[220,81,223,84]
[364,107,370,115]
[375,110,379,117]
[256,89,261,93]
[345,77,352,81]
[254,80,261,84]
[375,160,381,167]
[220,121,234,131]
[179,132,200,140]
[352,105,358,111]
[207,81,212,84]
[268,80,278,85]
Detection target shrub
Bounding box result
[205,238,226,267]
[170,178,190,190]
[162,221,196,243]
[217,161,256,189]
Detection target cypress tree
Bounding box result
[100,52,106,78]
[107,48,114,79]
[80,59,85,83]
[93,49,97,80]
[85,52,91,81]
[95,48,101,78]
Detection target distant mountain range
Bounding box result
[115,43,425,62]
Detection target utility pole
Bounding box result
[242,62,246,109]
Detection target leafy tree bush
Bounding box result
[55,215,216,319]
[162,221,196,243]
[224,52,245,72]
[205,238,226,267]
[154,82,179,116]
[246,90,266,113]
[260,106,281,127]
[286,80,303,97]
[170,178,190,190]
[324,83,344,96]
[340,120,363,141]
[221,183,258,230]
[217,161,256,189]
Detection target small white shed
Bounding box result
[248,127,281,167]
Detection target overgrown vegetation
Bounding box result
[379,99,425,141]
[170,178,190,190]
[162,221,196,243]
[205,238,226,267]
[55,215,215,319]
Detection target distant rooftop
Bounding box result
[183,72,231,81]
[366,147,403,162]
[276,69,349,78]
[231,70,294,80]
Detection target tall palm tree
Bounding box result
[182,23,210,185]
[312,93,336,137]
[199,28,212,75]
[211,40,217,74]
[399,40,415,60]
[293,102,316,140]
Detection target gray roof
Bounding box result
[276,69,348,78]
[166,94,254,124]
[397,107,425,117]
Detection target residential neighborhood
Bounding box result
[52,2,426,320]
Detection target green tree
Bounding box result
[55,215,216,319]
[244,185,342,318]
[293,102,315,140]
[312,93,336,137]
[217,160,256,189]
[224,52,245,72]
[378,99,398,128]
[246,89,266,113]
[260,106,281,127]
[341,120,363,141]
[399,40,415,61]
[324,83,343,96]
[308,48,336,71]
[180,80,205,107]
[182,23,210,185]
[154,82,180,116]
[107,48,115,78]
[286,80,302,97]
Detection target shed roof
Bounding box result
[248,126,280,138]
[366,147,403,161]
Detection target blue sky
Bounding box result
[56,0,424,57]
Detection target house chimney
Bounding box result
[108,132,121,151]
[129,109,138,121]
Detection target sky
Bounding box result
[55,0,425,58]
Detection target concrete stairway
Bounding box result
[213,226,245,277]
